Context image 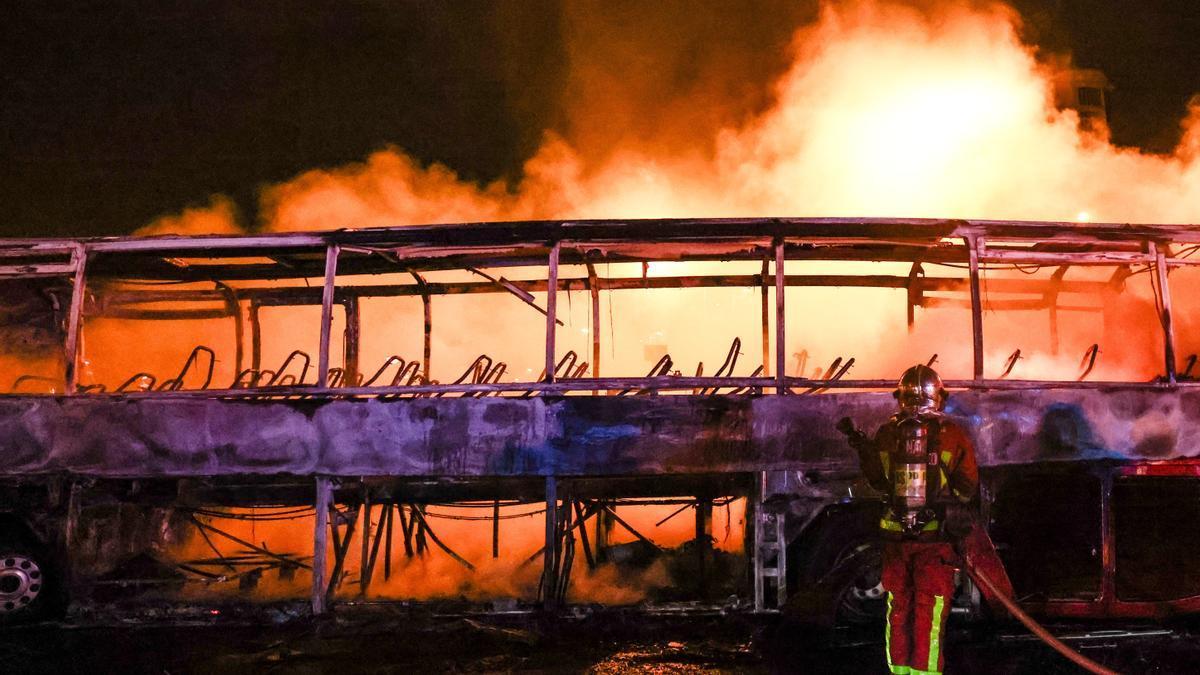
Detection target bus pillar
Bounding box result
[312,476,333,615]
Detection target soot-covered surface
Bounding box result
[1,388,1197,478]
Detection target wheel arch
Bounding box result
[779,499,885,626]
[0,512,47,550]
[787,499,883,589]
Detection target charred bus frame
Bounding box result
[1,217,1198,620]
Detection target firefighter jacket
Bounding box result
[857,414,979,539]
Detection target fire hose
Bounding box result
[961,549,1120,675]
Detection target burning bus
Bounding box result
[1,217,1198,624]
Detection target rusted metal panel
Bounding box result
[0,388,1197,479]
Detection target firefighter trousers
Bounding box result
[881,540,957,675]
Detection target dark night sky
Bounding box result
[2,1,1199,238]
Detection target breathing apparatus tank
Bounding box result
[892,414,937,534]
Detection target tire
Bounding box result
[827,541,886,625]
[0,541,59,623]
[783,503,888,627]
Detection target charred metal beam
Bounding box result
[595,503,661,552]
[64,244,87,393]
[249,299,263,373]
[317,243,339,388]
[542,476,557,610]
[574,501,595,570]
[545,244,560,384]
[359,487,372,597]
[383,503,394,580]
[492,499,500,559]
[1046,266,1069,355]
[906,261,923,332]
[1151,242,1178,383]
[967,235,984,381]
[410,271,432,381]
[95,274,1114,307]
[467,267,562,325]
[55,217,1200,259]
[22,217,1200,284]
[344,297,361,386]
[188,515,310,571]
[774,239,786,393]
[760,259,771,377]
[696,494,713,598]
[555,495,575,605]
[42,373,1200,402]
[396,505,414,558]
[979,245,1152,266]
[404,512,474,570]
[362,499,388,594]
[919,297,1101,312]
[414,504,427,554]
[325,503,360,601]
[587,263,601,391]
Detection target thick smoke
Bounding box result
[136,195,243,237]
[171,501,743,604]
[143,0,1200,233]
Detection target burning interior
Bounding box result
[1,217,1199,620]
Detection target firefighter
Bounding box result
[837,364,977,675]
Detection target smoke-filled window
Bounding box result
[1164,261,1200,382]
[980,263,1164,382]
[77,251,341,392]
[585,261,767,385]
[79,276,241,393]
[0,277,73,394]
[782,259,975,382]
[341,266,563,389]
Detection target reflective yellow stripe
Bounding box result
[886,592,905,673]
[880,450,891,476]
[879,518,940,532]
[927,594,946,673]
[938,450,952,492]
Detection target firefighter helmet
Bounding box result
[894,364,946,414]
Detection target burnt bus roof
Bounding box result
[1,217,1198,281]
[14,216,1200,248]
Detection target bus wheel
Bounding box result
[0,546,51,622]
[831,542,886,624]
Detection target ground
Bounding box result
[1,607,1197,673]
